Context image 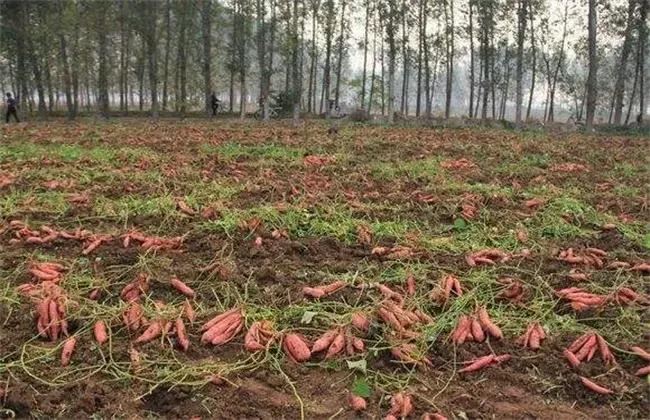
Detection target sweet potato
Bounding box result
[201,308,241,332]
[579,376,613,395]
[312,330,337,353]
[183,300,197,323]
[635,366,650,376]
[134,321,163,344]
[170,278,195,297]
[470,319,485,343]
[422,413,448,420]
[302,287,326,298]
[351,312,371,332]
[596,335,616,365]
[282,333,311,362]
[60,337,77,366]
[321,280,346,294]
[348,394,366,411]
[568,333,594,352]
[575,336,597,361]
[175,318,190,350]
[94,321,108,345]
[563,349,581,367]
[406,273,416,296]
[325,333,345,359]
[458,354,496,373]
[630,346,650,362]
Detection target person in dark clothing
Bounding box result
[5,92,19,123]
[211,93,221,117]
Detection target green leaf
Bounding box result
[300,311,317,324]
[346,358,367,373]
[642,234,650,250]
[454,218,467,230]
[351,378,372,398]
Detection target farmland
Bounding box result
[0,120,648,419]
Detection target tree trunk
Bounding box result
[585,0,597,130]
[321,0,335,117]
[515,0,525,123]
[238,0,248,120]
[178,5,187,115]
[423,2,430,117]
[291,0,301,124]
[368,8,378,114]
[257,0,268,119]
[97,2,109,116]
[526,1,536,120]
[416,0,424,117]
[119,0,126,111]
[625,43,640,125]
[307,1,318,114]
[334,1,346,108]
[638,0,647,123]
[361,0,370,109]
[56,0,74,119]
[444,0,454,119]
[267,0,276,118]
[548,3,569,122]
[611,0,635,125]
[481,3,489,120]
[468,0,474,118]
[400,0,408,114]
[163,0,171,111]
[146,1,158,117]
[387,0,397,123]
[203,0,212,117]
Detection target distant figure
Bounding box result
[5,92,19,123]
[211,93,221,117]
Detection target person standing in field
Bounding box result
[211,92,221,117]
[5,92,19,123]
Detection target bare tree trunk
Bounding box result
[612,0,635,125]
[163,0,171,111]
[368,7,378,114]
[257,0,268,119]
[416,0,423,116]
[475,51,482,118]
[638,0,647,123]
[56,0,74,119]
[515,0,525,123]
[119,0,126,111]
[178,4,187,115]
[268,0,276,117]
[481,3,489,120]
[386,0,398,123]
[400,0,408,114]
[548,3,568,122]
[423,3,430,117]
[468,0,474,118]
[444,0,454,119]
[526,1,536,120]
[334,1,346,108]
[625,44,640,125]
[97,2,109,117]
[238,0,248,120]
[585,0,597,130]
[361,0,370,110]
[321,0,335,117]
[291,0,301,124]
[202,0,212,117]
[147,2,158,117]
[307,1,319,114]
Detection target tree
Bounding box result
[360,0,371,109]
[320,0,336,117]
[382,0,399,123]
[585,0,597,130]
[443,0,454,119]
[467,0,475,118]
[638,0,647,123]
[611,0,636,125]
[334,0,347,108]
[515,0,526,123]
[96,1,110,116]
[56,0,75,119]
[202,0,213,117]
[525,0,537,120]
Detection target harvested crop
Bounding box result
[312,330,337,353]
[176,199,197,215]
[351,312,371,332]
[614,287,650,306]
[466,249,509,267]
[134,321,163,344]
[201,309,244,345]
[348,394,366,411]
[183,300,197,323]
[170,278,195,297]
[391,342,431,366]
[94,321,108,345]
[516,323,546,350]
[244,321,275,352]
[458,353,510,373]
[406,272,416,296]
[497,278,525,302]
[579,377,613,395]
[630,346,650,362]
[356,225,372,245]
[554,287,607,311]
[174,318,190,350]
[282,333,311,362]
[60,337,77,366]
[477,307,503,340]
[302,280,346,298]
[566,332,615,366]
[430,275,463,304]
[388,392,413,418]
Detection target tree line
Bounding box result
[0,0,647,128]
